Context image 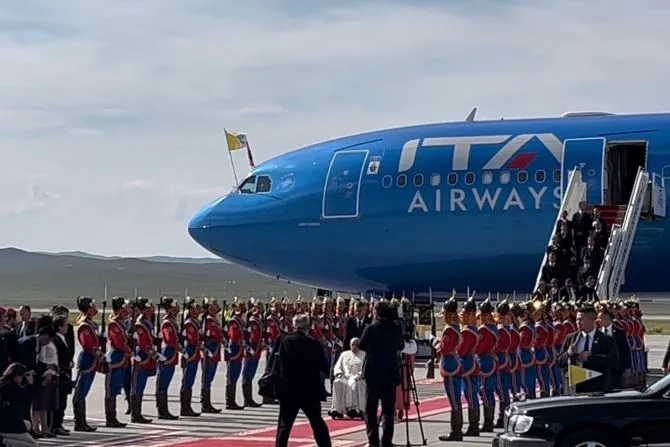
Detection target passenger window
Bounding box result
[447,173,458,185]
[413,174,424,187]
[397,175,407,188]
[465,172,475,185]
[535,170,546,183]
[430,174,441,187]
[482,171,493,185]
[518,170,528,183]
[238,175,257,194]
[500,171,510,185]
[382,175,393,188]
[553,169,561,182]
[256,176,272,193]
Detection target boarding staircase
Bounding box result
[596,168,666,298]
[533,168,587,292]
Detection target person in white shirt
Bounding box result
[328,338,366,419]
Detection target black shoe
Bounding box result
[55,427,71,436]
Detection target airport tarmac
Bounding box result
[32,335,670,447]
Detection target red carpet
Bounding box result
[164,395,452,447]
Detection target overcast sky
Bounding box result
[1,0,669,257]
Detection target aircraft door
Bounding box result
[561,137,606,205]
[651,172,666,217]
[322,149,369,219]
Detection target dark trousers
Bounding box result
[123,366,131,399]
[611,370,623,390]
[52,390,68,428]
[275,397,331,447]
[365,382,396,447]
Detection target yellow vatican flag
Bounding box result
[568,364,602,386]
[224,129,248,152]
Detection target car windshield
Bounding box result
[643,374,670,394]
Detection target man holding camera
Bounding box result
[359,300,405,447]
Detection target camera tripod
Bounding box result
[377,354,427,446]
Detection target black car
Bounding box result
[493,375,670,447]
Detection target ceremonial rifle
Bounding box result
[154,297,162,353]
[99,290,110,374]
[221,300,230,361]
[426,287,436,379]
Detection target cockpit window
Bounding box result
[238,176,256,194]
[238,175,272,194]
[257,176,272,193]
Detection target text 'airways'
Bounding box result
[407,186,561,213]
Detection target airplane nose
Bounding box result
[187,196,222,252]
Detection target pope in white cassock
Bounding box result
[328,337,366,419]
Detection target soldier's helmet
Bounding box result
[462,296,477,314]
[134,296,151,311]
[479,298,495,314]
[510,302,523,318]
[233,296,246,313]
[204,297,220,312]
[496,299,510,315]
[443,296,459,314]
[76,296,95,314]
[111,296,128,312]
[311,297,322,312]
[160,296,178,311]
[322,297,333,311]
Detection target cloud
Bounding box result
[0,0,669,256]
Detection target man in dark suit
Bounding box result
[275,314,331,447]
[15,306,36,339]
[598,308,631,390]
[578,276,599,303]
[18,316,55,431]
[344,300,370,351]
[571,201,592,256]
[559,278,579,302]
[0,307,20,374]
[360,300,405,447]
[580,236,604,272]
[52,315,73,435]
[559,305,617,393]
[541,252,564,285]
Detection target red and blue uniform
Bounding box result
[458,324,479,410]
[132,316,156,397]
[518,317,536,398]
[74,316,101,402]
[534,318,551,397]
[495,319,511,406]
[105,315,131,398]
[507,318,521,399]
[201,314,223,389]
[180,316,201,391]
[226,306,246,410]
[242,310,263,407]
[476,303,499,432]
[157,316,180,393]
[437,322,462,412]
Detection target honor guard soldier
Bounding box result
[73,296,104,432]
[280,298,295,333]
[131,297,158,424]
[550,303,567,396]
[123,301,138,415]
[494,300,512,428]
[518,301,537,399]
[201,297,223,413]
[321,298,336,371]
[458,296,480,437]
[476,298,499,433]
[105,296,131,428]
[532,300,552,397]
[180,297,202,417]
[263,298,282,404]
[156,296,180,420]
[433,295,463,442]
[508,303,522,401]
[226,297,246,410]
[242,298,263,407]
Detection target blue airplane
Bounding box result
[188,110,668,296]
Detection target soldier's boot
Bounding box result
[437,410,463,442]
[156,393,178,420]
[480,406,495,433]
[464,408,480,437]
[105,398,127,428]
[200,388,221,414]
[242,383,262,408]
[226,384,244,410]
[131,395,152,424]
[180,389,201,417]
[74,401,97,432]
[495,402,507,429]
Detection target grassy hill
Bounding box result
[0,248,310,307]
